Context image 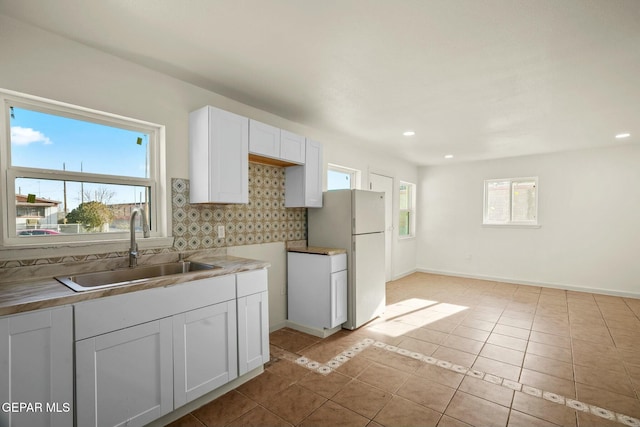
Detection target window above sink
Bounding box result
[0,88,170,259]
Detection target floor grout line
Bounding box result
[286,337,640,427]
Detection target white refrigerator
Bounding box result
[308,189,386,329]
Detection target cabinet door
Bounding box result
[330,270,348,328]
[280,130,306,164]
[0,307,73,427]
[249,119,280,158]
[76,318,173,427]
[173,301,238,407]
[237,291,270,375]
[304,139,323,207]
[189,106,248,204]
[284,139,323,208]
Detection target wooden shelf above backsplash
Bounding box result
[248,154,300,167]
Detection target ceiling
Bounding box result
[1,0,638,166]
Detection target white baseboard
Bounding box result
[415,268,640,299]
[269,320,287,333]
[392,268,418,281]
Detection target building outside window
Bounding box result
[399,181,415,237]
[483,177,538,225]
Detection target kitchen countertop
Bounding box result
[287,246,347,256]
[0,255,270,316]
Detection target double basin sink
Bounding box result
[55,261,220,292]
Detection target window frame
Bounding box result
[483,177,539,227]
[398,181,416,238]
[0,88,168,253]
[327,163,361,190]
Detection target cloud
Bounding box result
[10,126,53,145]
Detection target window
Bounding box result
[483,177,538,225]
[1,89,166,247]
[399,181,415,237]
[327,164,360,190]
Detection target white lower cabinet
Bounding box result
[0,306,73,427]
[288,252,347,329]
[330,269,348,328]
[73,270,269,427]
[173,301,238,407]
[237,269,270,375]
[76,319,174,427]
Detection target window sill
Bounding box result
[482,224,541,229]
[0,237,175,262]
[398,235,416,240]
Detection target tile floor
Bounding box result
[168,272,640,427]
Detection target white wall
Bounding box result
[0,14,418,325]
[417,144,640,296]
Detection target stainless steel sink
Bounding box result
[55,261,220,292]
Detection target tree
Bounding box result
[83,187,116,204]
[66,201,114,231]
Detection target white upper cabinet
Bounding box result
[285,139,323,208]
[249,120,305,165]
[190,106,249,204]
[249,120,280,159]
[280,130,306,164]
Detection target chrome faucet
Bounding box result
[129,208,150,268]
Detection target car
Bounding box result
[18,229,62,236]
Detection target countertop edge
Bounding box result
[0,256,270,316]
[287,246,347,256]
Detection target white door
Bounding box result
[369,173,394,281]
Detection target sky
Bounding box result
[10,106,150,211]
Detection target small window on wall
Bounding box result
[327,164,360,190]
[484,177,538,225]
[399,182,415,237]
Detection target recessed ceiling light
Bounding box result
[615,133,631,139]
[444,154,454,159]
[403,131,415,136]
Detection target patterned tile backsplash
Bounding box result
[172,163,306,250]
[0,163,306,269]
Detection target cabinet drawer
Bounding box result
[237,269,268,297]
[75,275,236,340]
[331,253,347,273]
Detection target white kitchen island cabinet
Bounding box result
[285,139,323,208]
[288,251,347,330]
[76,318,174,427]
[236,269,270,375]
[0,306,73,427]
[189,105,249,204]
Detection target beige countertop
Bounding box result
[0,255,270,316]
[287,246,347,256]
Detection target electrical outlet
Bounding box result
[217,225,225,238]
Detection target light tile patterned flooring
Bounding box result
[169,272,640,427]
